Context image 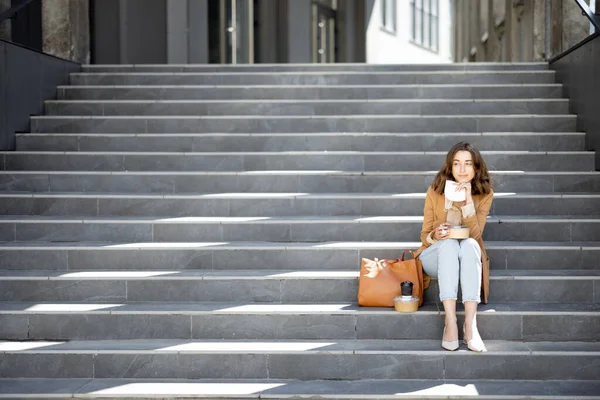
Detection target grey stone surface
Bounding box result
[0,173,50,192]
[356,313,444,340]
[0,378,91,396]
[14,222,152,242]
[445,354,600,380]
[67,249,213,270]
[69,71,556,86]
[0,249,68,270]
[0,222,14,240]
[31,115,581,134]
[16,134,80,151]
[191,315,356,340]
[488,279,594,303]
[126,280,281,302]
[505,248,585,270]
[7,193,596,218]
[460,314,524,340]
[49,173,176,194]
[3,218,592,243]
[571,222,600,242]
[59,84,564,101]
[212,249,355,271]
[28,314,192,340]
[0,314,29,339]
[0,354,93,378]
[3,152,594,172]
[484,221,571,242]
[5,153,126,172]
[45,99,569,117]
[2,377,600,398]
[2,63,599,391]
[280,279,358,303]
[51,132,584,153]
[0,197,98,216]
[3,171,600,194]
[97,198,230,217]
[267,354,444,380]
[523,315,600,341]
[81,64,550,72]
[93,354,268,379]
[0,280,126,302]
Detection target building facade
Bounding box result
[452,0,599,62]
[1,0,452,65]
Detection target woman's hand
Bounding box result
[455,181,473,203]
[432,224,449,240]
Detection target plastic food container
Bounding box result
[448,225,470,239]
[393,295,419,313]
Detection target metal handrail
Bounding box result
[573,0,600,31]
[0,0,38,23]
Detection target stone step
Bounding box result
[1,171,598,193]
[0,215,597,243]
[57,83,565,100]
[15,132,586,152]
[30,115,577,133]
[0,269,597,304]
[1,301,598,341]
[1,340,599,381]
[1,378,600,400]
[2,151,593,172]
[44,99,570,116]
[69,71,556,86]
[1,192,598,217]
[81,62,550,72]
[0,241,596,272]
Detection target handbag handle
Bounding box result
[400,250,415,261]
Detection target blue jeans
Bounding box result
[419,238,482,303]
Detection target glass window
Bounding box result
[381,0,396,33]
[411,0,438,52]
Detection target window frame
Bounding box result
[410,0,439,52]
[380,0,397,34]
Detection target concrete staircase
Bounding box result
[0,63,599,399]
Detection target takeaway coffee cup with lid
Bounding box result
[394,281,419,313]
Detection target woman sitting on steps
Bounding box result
[414,142,494,352]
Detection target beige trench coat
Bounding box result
[414,186,494,304]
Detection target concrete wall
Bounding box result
[122,0,167,63]
[0,0,11,41]
[551,33,600,170]
[187,0,208,64]
[366,0,452,64]
[0,39,80,150]
[42,0,90,64]
[454,0,597,62]
[287,0,312,63]
[92,0,167,64]
[92,0,120,63]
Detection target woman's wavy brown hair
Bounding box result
[431,142,493,196]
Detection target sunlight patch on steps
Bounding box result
[0,341,65,351]
[101,242,229,249]
[157,341,336,352]
[57,271,179,278]
[87,382,284,396]
[267,271,358,278]
[398,383,479,396]
[25,304,123,312]
[216,304,353,313]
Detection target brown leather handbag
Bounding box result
[358,250,429,307]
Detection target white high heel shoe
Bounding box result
[441,327,459,351]
[463,323,487,352]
